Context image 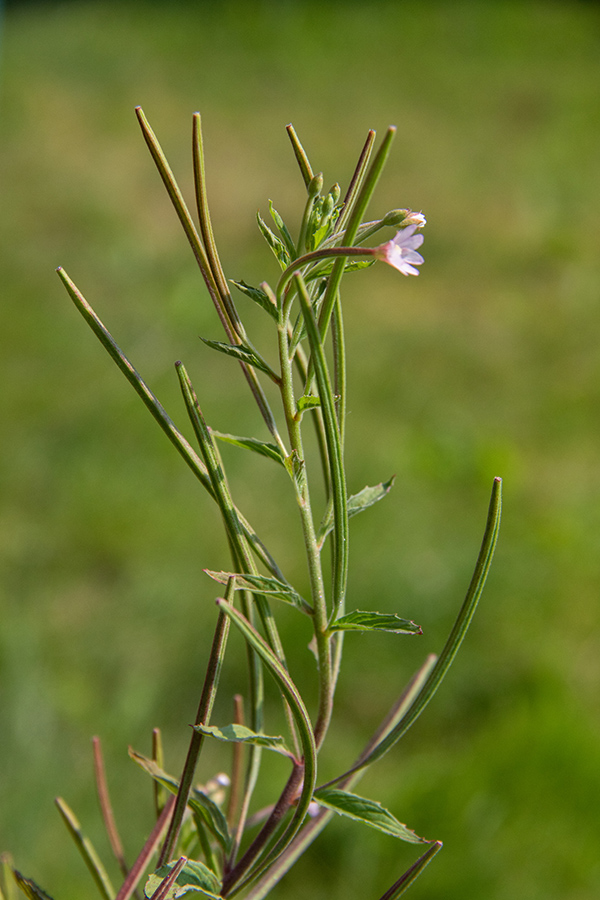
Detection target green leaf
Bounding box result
[329,611,422,635]
[144,860,221,900]
[129,750,232,853]
[269,201,296,260]
[296,395,321,415]
[204,570,312,614]
[193,724,292,757]
[312,789,427,844]
[318,477,395,546]
[210,432,286,466]
[11,873,53,900]
[230,280,278,321]
[188,793,232,857]
[309,221,331,250]
[199,338,279,382]
[257,212,292,270]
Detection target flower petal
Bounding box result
[374,225,425,277]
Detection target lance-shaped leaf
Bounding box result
[318,477,395,547]
[329,611,421,635]
[129,750,231,854]
[55,798,115,900]
[210,432,286,467]
[11,873,53,900]
[378,841,443,900]
[269,201,296,260]
[204,571,312,614]
[231,281,278,321]
[199,338,279,383]
[257,212,291,270]
[296,395,321,415]
[193,724,292,757]
[312,789,427,844]
[144,859,220,900]
[188,791,232,857]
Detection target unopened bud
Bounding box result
[328,183,341,205]
[381,209,411,227]
[320,193,334,224]
[308,172,323,200]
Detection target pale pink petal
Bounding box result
[375,225,425,276]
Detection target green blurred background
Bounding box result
[2,1,600,898]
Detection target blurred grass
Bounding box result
[2,1,600,898]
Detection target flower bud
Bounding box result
[319,193,334,226]
[381,209,410,227]
[308,172,323,200]
[328,183,341,205]
[381,209,426,229]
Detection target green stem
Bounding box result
[295,274,349,630]
[158,585,232,865]
[292,340,331,499]
[277,301,332,751]
[330,296,347,690]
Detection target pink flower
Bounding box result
[375,224,424,276]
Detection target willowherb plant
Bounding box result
[2,110,501,900]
